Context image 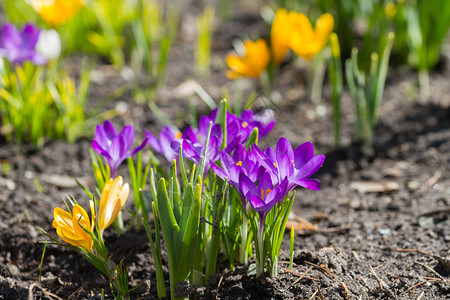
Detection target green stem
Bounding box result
[256,223,264,277]
[239,213,248,264]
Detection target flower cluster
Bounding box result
[226,9,334,78]
[52,176,129,252]
[211,137,324,227]
[146,107,275,170]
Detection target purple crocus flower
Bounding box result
[253,137,325,192]
[145,126,182,162]
[0,23,47,65]
[92,120,148,177]
[208,108,275,146]
[181,120,223,173]
[239,172,288,228]
[210,144,264,199]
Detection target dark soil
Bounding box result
[0,1,449,299]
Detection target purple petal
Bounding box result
[119,125,134,151]
[275,137,293,163]
[146,130,162,153]
[94,124,110,149]
[129,136,149,157]
[295,154,325,179]
[278,152,294,181]
[258,172,274,192]
[210,162,228,181]
[92,140,111,159]
[103,121,117,141]
[109,135,126,162]
[20,24,40,51]
[294,142,315,169]
[182,126,199,143]
[294,178,321,191]
[239,173,257,199]
[1,23,21,52]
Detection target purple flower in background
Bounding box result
[0,23,47,65]
[181,119,223,171]
[92,121,148,177]
[146,126,182,162]
[239,172,288,228]
[253,137,325,192]
[239,109,275,139]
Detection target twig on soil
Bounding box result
[415,261,448,285]
[304,261,335,278]
[416,290,425,300]
[369,265,388,290]
[290,266,314,287]
[217,275,224,289]
[317,286,327,300]
[28,283,63,300]
[281,267,318,282]
[309,288,318,299]
[419,207,450,217]
[406,281,426,292]
[426,170,441,187]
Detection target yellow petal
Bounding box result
[98,176,129,232]
[315,13,334,48]
[98,178,113,231]
[226,39,269,78]
[52,207,73,229]
[53,204,93,252]
[30,0,83,27]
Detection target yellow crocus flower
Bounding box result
[30,0,84,27]
[97,176,130,233]
[288,12,334,60]
[226,39,270,79]
[53,204,93,252]
[271,8,296,64]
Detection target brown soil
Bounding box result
[0,1,449,299]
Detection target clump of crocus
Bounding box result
[288,12,334,60]
[210,137,324,277]
[29,0,84,27]
[92,120,148,177]
[0,23,47,65]
[44,177,131,298]
[226,39,270,79]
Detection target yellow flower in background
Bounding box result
[271,8,296,64]
[30,0,83,27]
[226,39,270,79]
[288,12,334,60]
[385,2,397,19]
[53,204,93,252]
[97,176,130,233]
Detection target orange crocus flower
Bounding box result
[271,8,296,64]
[226,39,270,79]
[53,203,94,252]
[97,176,129,233]
[288,13,334,60]
[30,0,84,27]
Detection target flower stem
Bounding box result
[239,213,248,264]
[256,222,264,277]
